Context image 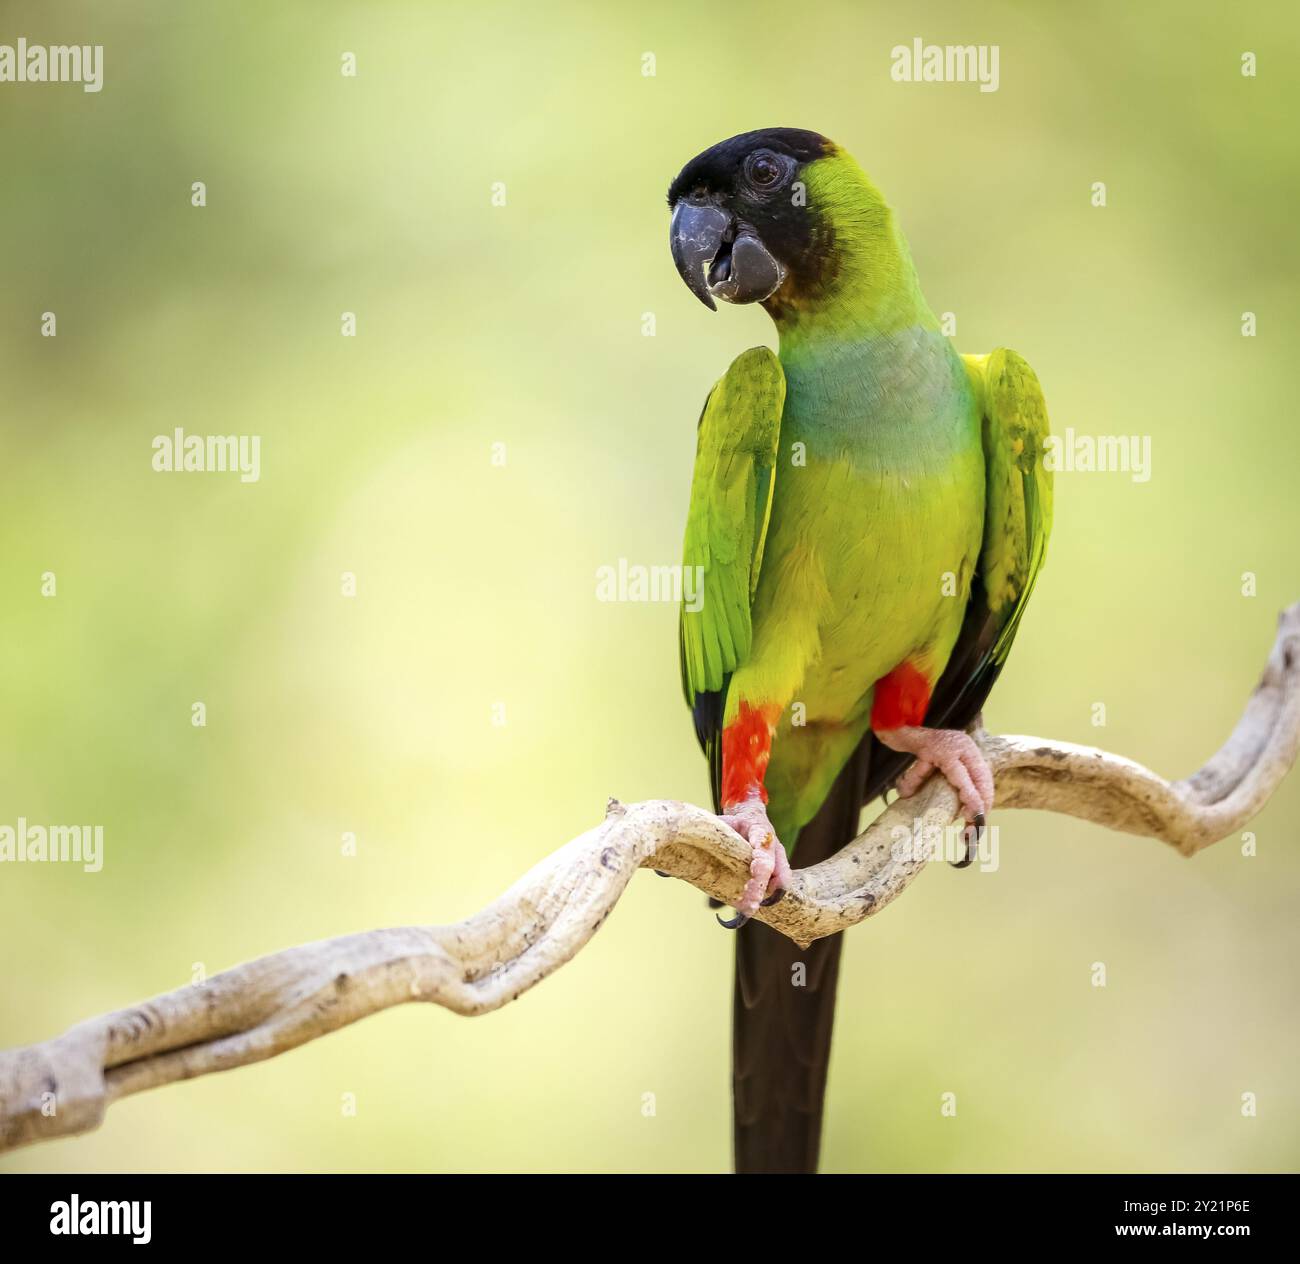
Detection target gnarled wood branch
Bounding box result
[2,605,1296,1155]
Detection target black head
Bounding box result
[667,128,836,311]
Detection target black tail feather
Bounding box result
[731,736,871,1173]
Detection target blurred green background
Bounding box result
[2,0,1298,1173]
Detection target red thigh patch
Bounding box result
[870,661,932,731]
[721,701,780,809]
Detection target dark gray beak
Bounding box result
[670,200,787,311]
[669,200,729,311]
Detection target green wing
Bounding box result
[924,347,1052,725]
[971,346,1054,663]
[679,346,785,714]
[867,346,1052,803]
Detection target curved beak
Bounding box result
[669,201,729,311]
[670,200,788,311]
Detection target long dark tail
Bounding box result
[732,737,873,1173]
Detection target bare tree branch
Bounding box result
[2,605,1296,1155]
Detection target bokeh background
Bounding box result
[2,0,1298,1173]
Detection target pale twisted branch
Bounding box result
[2,605,1297,1155]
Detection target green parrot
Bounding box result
[667,129,1053,1173]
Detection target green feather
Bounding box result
[679,346,785,707]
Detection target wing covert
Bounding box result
[679,346,785,710]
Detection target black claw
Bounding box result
[759,888,786,907]
[951,813,985,869]
[654,869,670,877]
[716,910,750,930]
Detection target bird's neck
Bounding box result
[773,216,955,429]
[774,238,938,362]
[770,160,939,360]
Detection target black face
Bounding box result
[667,128,834,311]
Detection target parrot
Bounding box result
[666,128,1053,1174]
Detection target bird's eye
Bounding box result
[744,151,786,191]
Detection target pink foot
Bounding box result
[875,726,994,864]
[717,792,791,928]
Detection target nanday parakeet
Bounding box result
[666,129,1053,1173]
